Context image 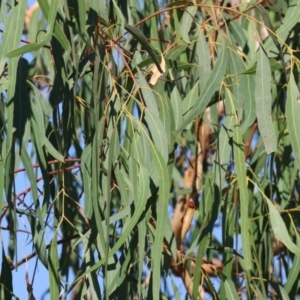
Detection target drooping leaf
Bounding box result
[255,46,277,154]
[180,6,197,44]
[266,197,300,256]
[196,24,211,91]
[0,0,27,69]
[125,24,164,73]
[48,235,60,299]
[0,245,13,300]
[226,88,252,270]
[286,72,300,167]
[223,277,240,300]
[137,68,168,162]
[7,0,60,57]
[284,236,300,293]
[175,34,228,133]
[264,0,300,57]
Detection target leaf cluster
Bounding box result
[0,0,300,299]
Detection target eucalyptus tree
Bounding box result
[1,0,300,299]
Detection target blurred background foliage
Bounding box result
[1,0,300,299]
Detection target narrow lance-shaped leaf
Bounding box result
[137,68,168,162]
[181,80,199,129]
[255,5,281,52]
[264,0,300,57]
[255,46,277,154]
[7,0,60,58]
[49,235,60,299]
[286,72,300,167]
[0,0,26,69]
[125,24,164,73]
[103,128,117,295]
[196,24,211,91]
[180,6,197,44]
[0,245,13,299]
[226,88,252,270]
[148,143,170,299]
[240,74,256,133]
[20,146,45,228]
[91,117,107,254]
[223,277,240,300]
[75,0,86,33]
[284,235,300,293]
[175,35,228,133]
[170,85,182,129]
[266,195,300,256]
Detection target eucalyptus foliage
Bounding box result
[1,0,300,299]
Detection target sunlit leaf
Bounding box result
[226,88,252,270]
[286,72,300,167]
[266,197,300,256]
[7,0,59,57]
[223,277,240,300]
[255,46,277,154]
[196,24,211,91]
[175,34,228,133]
[2,0,300,298]
[180,6,197,44]
[284,236,300,293]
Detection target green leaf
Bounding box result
[196,24,211,91]
[112,0,125,37]
[38,0,70,50]
[181,80,199,129]
[125,24,164,73]
[255,5,281,51]
[91,116,107,254]
[180,6,197,44]
[103,128,117,294]
[240,74,256,133]
[44,138,65,162]
[170,85,183,129]
[49,235,60,299]
[81,144,92,217]
[165,44,189,60]
[229,21,247,49]
[284,236,300,293]
[148,143,170,300]
[192,235,209,299]
[89,0,108,22]
[269,0,286,12]
[266,197,300,256]
[75,0,86,33]
[175,35,228,133]
[226,88,252,270]
[264,0,300,57]
[20,146,45,227]
[286,72,300,167]
[7,0,59,58]
[213,116,233,190]
[137,68,168,162]
[255,46,277,154]
[0,245,13,299]
[135,57,197,73]
[243,58,283,75]
[0,0,27,68]
[223,277,240,300]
